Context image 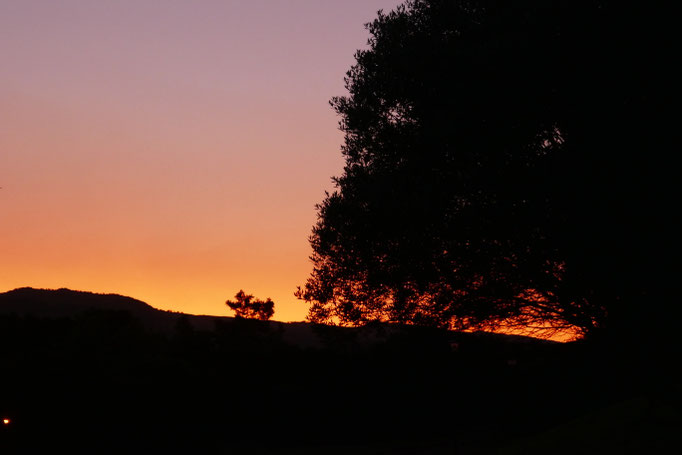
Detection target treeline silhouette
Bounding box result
[1,289,679,453]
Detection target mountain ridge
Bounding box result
[0,286,560,349]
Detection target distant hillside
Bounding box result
[0,287,189,332]
[0,287,156,317]
[1,288,668,454]
[0,287,559,351]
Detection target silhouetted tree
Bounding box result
[226,290,275,321]
[297,0,675,339]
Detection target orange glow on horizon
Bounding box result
[0,1,579,343]
[0,1,406,322]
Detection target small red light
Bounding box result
[2,418,9,425]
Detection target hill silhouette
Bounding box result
[0,287,557,348]
[1,288,678,454]
[0,287,156,317]
[0,287,222,334]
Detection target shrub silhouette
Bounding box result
[226,290,275,321]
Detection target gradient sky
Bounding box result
[1,0,404,320]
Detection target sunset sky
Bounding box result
[1,0,403,321]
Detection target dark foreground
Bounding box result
[0,288,679,454]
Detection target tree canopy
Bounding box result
[297,0,674,339]
[226,290,275,321]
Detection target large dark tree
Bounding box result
[297,0,675,339]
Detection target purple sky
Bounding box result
[0,0,404,320]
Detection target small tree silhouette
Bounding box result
[226,290,275,321]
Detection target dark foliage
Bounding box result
[226,290,275,321]
[297,0,676,340]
